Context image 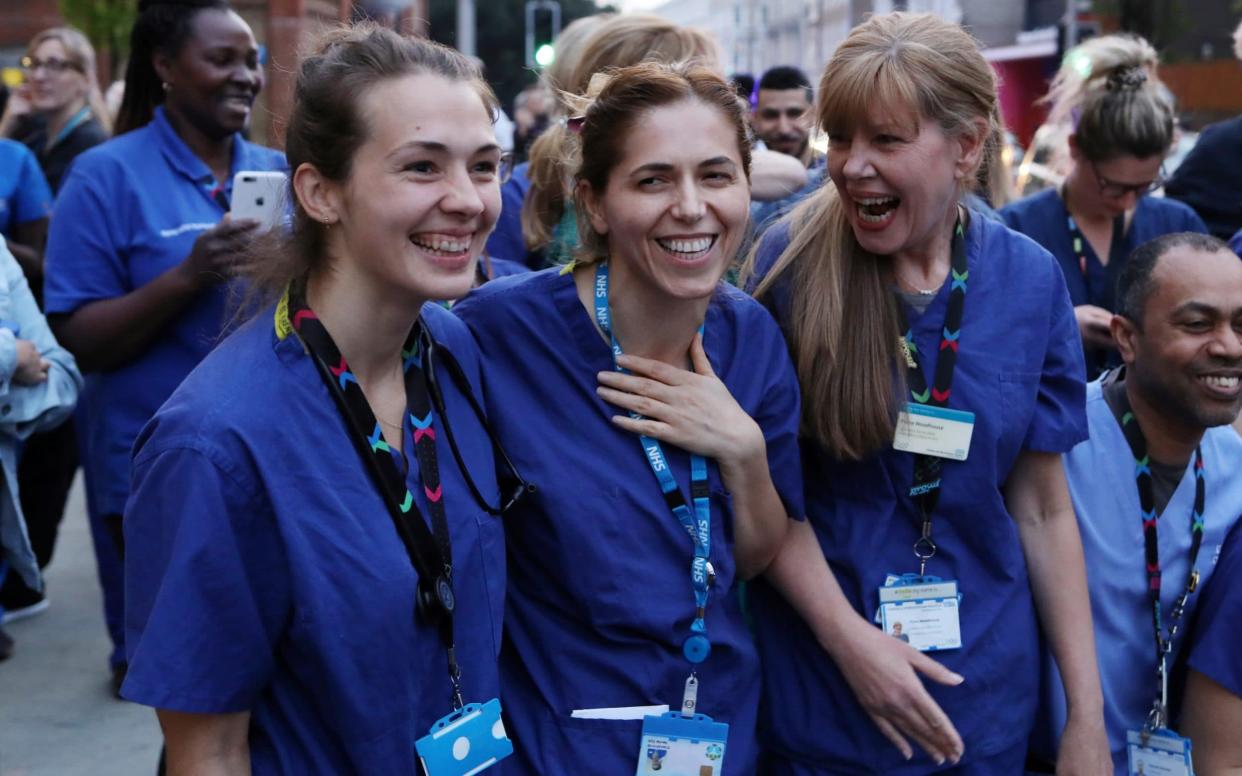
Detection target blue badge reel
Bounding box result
[636,712,728,775]
[415,698,512,776]
[878,573,963,652]
[1126,729,1194,776]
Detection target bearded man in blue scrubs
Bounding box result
[1030,231,1242,774]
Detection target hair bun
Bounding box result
[1106,64,1148,91]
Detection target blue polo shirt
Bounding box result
[43,106,285,519]
[122,303,505,774]
[748,213,1088,774]
[1000,189,1207,375]
[454,269,804,776]
[0,138,52,238]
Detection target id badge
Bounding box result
[415,698,513,776]
[878,574,963,652]
[635,712,728,775]
[1126,728,1194,776]
[893,403,975,461]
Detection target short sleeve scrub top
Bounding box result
[453,268,805,775]
[121,302,506,774]
[749,214,1089,774]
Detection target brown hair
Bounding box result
[242,23,497,302]
[521,14,719,254]
[570,61,751,265]
[26,26,112,135]
[742,12,998,460]
[1046,34,1173,162]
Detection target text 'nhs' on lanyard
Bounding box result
[1114,377,1204,775]
[883,218,973,654]
[593,262,714,709]
[275,288,514,775]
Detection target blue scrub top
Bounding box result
[43,106,285,519]
[748,214,1088,773]
[1187,519,1242,699]
[485,162,538,268]
[1033,379,1242,774]
[1000,189,1207,375]
[453,269,804,776]
[121,303,505,774]
[0,138,52,238]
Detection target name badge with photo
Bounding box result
[1126,729,1194,776]
[635,712,728,776]
[878,576,963,652]
[893,404,975,461]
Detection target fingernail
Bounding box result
[935,756,945,766]
[951,673,965,684]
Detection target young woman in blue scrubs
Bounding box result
[41,0,283,691]
[455,62,803,775]
[122,26,513,773]
[1001,34,1206,377]
[744,14,1110,774]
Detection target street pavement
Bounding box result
[0,475,163,776]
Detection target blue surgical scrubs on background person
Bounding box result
[485,162,538,268]
[455,270,803,775]
[41,0,283,698]
[749,213,1089,773]
[1184,519,1242,721]
[0,139,52,241]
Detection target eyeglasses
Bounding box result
[1090,160,1166,198]
[20,56,82,75]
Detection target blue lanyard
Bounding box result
[592,261,714,666]
[49,105,91,150]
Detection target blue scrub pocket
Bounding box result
[538,712,643,774]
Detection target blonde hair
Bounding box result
[27,26,112,134]
[742,12,997,460]
[543,13,613,95]
[1045,34,1172,161]
[521,14,719,253]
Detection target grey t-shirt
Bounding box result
[1102,373,1189,517]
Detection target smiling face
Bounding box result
[155,8,261,140]
[826,103,980,263]
[1123,246,1242,430]
[25,38,89,115]
[580,99,750,303]
[322,73,501,303]
[753,87,812,160]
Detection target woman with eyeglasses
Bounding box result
[0,26,112,636]
[1001,34,1207,377]
[1,27,111,193]
[121,25,518,774]
[41,0,283,695]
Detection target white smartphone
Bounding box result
[231,171,288,231]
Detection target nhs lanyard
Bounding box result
[894,218,967,575]
[1114,380,1206,732]
[592,261,714,666]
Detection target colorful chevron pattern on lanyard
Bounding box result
[895,218,968,575]
[1114,378,1205,732]
[592,261,714,666]
[275,285,466,710]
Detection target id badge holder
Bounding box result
[877,573,963,652]
[893,403,975,461]
[415,698,513,776]
[635,711,728,775]
[1126,728,1194,776]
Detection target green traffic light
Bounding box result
[535,43,556,67]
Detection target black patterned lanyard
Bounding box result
[894,218,968,576]
[279,286,466,710]
[1113,382,1205,731]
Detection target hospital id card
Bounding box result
[879,577,962,652]
[635,712,728,775]
[1126,729,1194,776]
[415,698,512,776]
[893,404,975,461]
